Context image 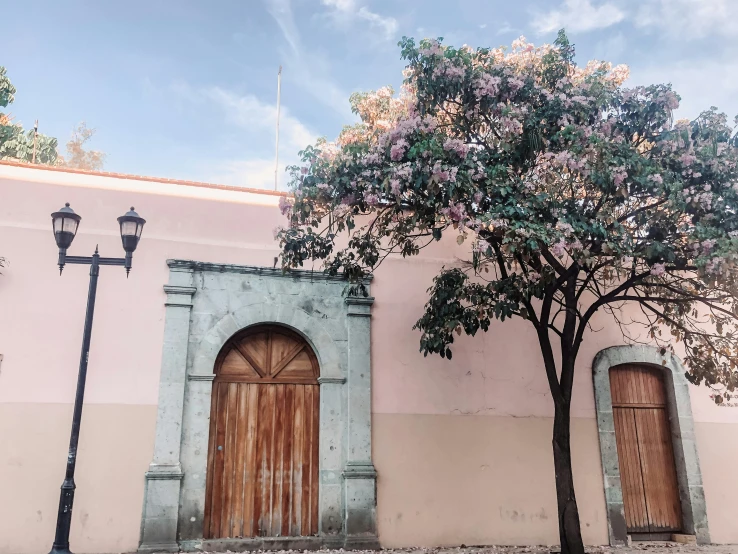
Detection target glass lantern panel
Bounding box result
[136,222,144,237]
[121,220,138,237]
[53,217,64,234]
[62,217,79,234]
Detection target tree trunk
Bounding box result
[552,400,585,554]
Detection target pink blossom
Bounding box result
[475,239,490,253]
[394,164,413,179]
[556,221,574,236]
[507,77,525,93]
[706,257,725,274]
[443,138,470,158]
[651,263,666,277]
[419,40,444,57]
[341,193,357,205]
[278,195,293,217]
[511,36,527,50]
[679,153,697,167]
[612,167,627,187]
[390,138,409,161]
[441,62,466,80]
[473,191,484,203]
[648,174,663,185]
[474,74,502,99]
[363,192,380,205]
[660,91,680,110]
[445,202,466,222]
[551,239,567,257]
[390,179,401,195]
[701,239,717,254]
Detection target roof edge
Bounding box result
[0,159,290,197]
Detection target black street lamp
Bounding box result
[48,204,146,554]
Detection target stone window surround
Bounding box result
[138,260,379,552]
[592,345,710,545]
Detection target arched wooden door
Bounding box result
[610,364,682,538]
[204,325,320,539]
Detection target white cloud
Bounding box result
[636,0,738,38]
[265,0,301,54]
[264,0,354,120]
[201,158,281,189]
[321,0,398,40]
[627,57,738,122]
[205,87,316,156]
[170,83,317,189]
[531,0,625,34]
[593,32,626,61]
[496,21,515,35]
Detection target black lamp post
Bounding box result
[48,204,146,554]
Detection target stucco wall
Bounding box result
[2,163,738,552]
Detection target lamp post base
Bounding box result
[49,546,73,554]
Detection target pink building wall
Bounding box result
[1,161,737,553]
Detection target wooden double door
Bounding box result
[610,364,682,536]
[204,325,320,539]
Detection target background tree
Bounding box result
[0,65,59,165]
[62,121,106,170]
[277,31,738,553]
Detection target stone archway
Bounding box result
[138,260,378,552]
[592,345,710,545]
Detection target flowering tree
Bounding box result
[0,65,59,165]
[277,32,738,553]
[60,121,106,170]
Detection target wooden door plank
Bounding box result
[301,386,312,533]
[219,383,239,537]
[230,383,249,538]
[265,331,273,376]
[242,383,259,537]
[281,383,295,537]
[271,384,286,536]
[264,385,279,535]
[254,382,271,536]
[636,408,682,532]
[209,382,230,538]
[291,384,304,536]
[271,343,305,379]
[613,407,649,532]
[234,342,266,378]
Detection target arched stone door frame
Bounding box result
[592,345,710,545]
[139,260,377,552]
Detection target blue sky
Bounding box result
[2,0,736,190]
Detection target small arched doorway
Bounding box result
[203,324,320,539]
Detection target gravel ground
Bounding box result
[199,545,738,554]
